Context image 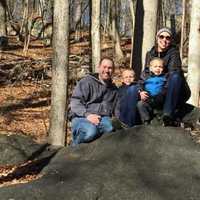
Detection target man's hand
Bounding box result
[86,114,101,125]
[139,91,149,101]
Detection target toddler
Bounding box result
[137,57,167,125]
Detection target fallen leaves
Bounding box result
[0,160,44,187]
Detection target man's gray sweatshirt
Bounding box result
[70,73,119,119]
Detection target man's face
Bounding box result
[157,31,172,52]
[98,59,114,81]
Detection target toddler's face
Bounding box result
[150,60,164,75]
[122,70,134,85]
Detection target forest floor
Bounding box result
[0,36,52,144]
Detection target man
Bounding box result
[70,57,119,145]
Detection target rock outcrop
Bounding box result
[0,125,200,200]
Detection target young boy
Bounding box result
[137,57,167,125]
[115,69,138,128]
[121,69,135,86]
[118,69,136,97]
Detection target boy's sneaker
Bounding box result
[144,120,150,125]
[162,115,174,127]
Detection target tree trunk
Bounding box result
[129,0,136,68]
[131,0,158,78]
[187,0,200,106]
[0,0,6,36]
[110,0,124,63]
[170,0,176,36]
[91,0,101,72]
[101,0,109,40]
[180,0,186,60]
[105,0,110,36]
[74,0,82,41]
[88,0,92,71]
[49,0,69,146]
[142,0,158,69]
[157,0,163,30]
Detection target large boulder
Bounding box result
[0,125,200,200]
[0,133,56,166]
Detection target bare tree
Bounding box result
[49,0,69,146]
[187,0,200,106]
[0,0,6,36]
[180,0,186,60]
[131,0,158,77]
[142,0,158,69]
[102,0,110,37]
[74,0,82,41]
[129,0,136,68]
[91,0,101,72]
[157,0,164,29]
[109,0,124,63]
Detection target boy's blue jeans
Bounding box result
[119,84,140,127]
[71,116,113,145]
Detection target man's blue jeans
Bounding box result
[71,116,113,145]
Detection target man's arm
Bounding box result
[70,79,89,117]
[70,79,101,125]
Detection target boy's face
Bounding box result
[122,70,134,85]
[150,60,164,75]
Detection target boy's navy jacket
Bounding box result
[118,82,137,99]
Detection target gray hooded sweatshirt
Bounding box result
[70,73,119,119]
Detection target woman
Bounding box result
[119,27,190,127]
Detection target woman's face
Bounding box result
[157,32,172,52]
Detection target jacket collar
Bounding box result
[89,73,115,88]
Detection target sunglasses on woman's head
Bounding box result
[158,35,171,41]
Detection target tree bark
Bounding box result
[131,0,158,78]
[142,0,158,69]
[110,0,124,63]
[49,0,69,146]
[187,0,200,106]
[91,0,101,72]
[74,0,82,41]
[0,0,6,36]
[129,0,136,68]
[180,0,186,60]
